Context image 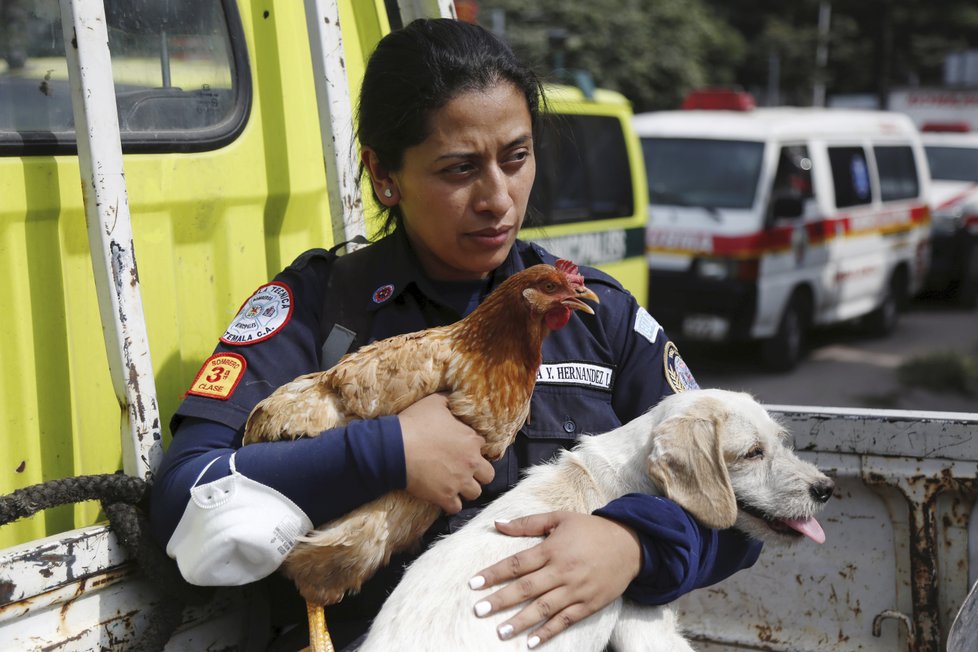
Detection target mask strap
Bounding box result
[191,454,231,488]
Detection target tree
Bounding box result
[706,0,978,107]
[475,0,745,111]
[471,0,978,111]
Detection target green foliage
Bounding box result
[475,0,745,111]
[472,0,978,111]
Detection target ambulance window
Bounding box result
[641,137,764,210]
[0,0,249,155]
[875,146,919,200]
[773,145,814,200]
[926,146,978,182]
[529,114,634,225]
[828,147,872,208]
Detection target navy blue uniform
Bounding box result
[150,230,761,647]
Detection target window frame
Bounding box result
[0,0,251,157]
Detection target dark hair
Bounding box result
[357,18,545,235]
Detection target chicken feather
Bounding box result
[242,262,598,606]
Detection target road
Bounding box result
[678,297,978,414]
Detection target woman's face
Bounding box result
[392,82,535,281]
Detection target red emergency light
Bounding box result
[921,121,971,133]
[681,88,756,111]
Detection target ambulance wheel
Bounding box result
[762,295,808,372]
[865,272,903,337]
[954,248,978,310]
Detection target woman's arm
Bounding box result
[150,394,494,586]
[148,415,405,548]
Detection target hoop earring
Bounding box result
[383,188,393,199]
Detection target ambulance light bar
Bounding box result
[921,121,971,133]
[681,88,756,111]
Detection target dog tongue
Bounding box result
[782,516,826,544]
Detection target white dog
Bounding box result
[359,389,834,651]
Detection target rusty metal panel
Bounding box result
[774,405,978,460]
[676,408,978,652]
[0,526,251,649]
[3,408,977,649]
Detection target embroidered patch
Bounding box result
[536,361,614,391]
[186,353,247,400]
[221,282,293,345]
[634,306,662,344]
[664,341,699,393]
[372,284,394,304]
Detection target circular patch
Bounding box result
[372,284,394,304]
[221,282,293,346]
[664,341,700,393]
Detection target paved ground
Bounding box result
[678,297,978,414]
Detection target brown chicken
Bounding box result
[242,260,599,651]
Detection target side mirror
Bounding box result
[771,195,805,220]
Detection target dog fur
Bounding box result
[359,389,834,652]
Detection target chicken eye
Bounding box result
[543,282,557,293]
[745,445,764,460]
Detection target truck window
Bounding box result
[641,137,764,210]
[925,145,978,182]
[874,145,919,201]
[530,114,634,225]
[828,146,872,208]
[0,0,248,155]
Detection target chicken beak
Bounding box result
[562,287,599,315]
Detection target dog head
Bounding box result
[646,389,833,545]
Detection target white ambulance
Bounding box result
[919,124,978,308]
[634,90,932,370]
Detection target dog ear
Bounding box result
[646,398,737,529]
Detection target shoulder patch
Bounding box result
[634,306,661,344]
[221,282,294,345]
[663,341,700,393]
[186,353,247,400]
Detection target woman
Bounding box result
[150,18,760,650]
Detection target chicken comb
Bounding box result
[555,259,585,287]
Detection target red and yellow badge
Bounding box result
[186,352,247,400]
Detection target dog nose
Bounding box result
[810,479,835,504]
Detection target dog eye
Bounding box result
[745,445,764,459]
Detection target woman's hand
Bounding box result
[399,393,495,513]
[468,512,641,648]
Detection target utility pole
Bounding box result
[813,1,831,107]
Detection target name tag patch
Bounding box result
[536,361,614,391]
[186,352,247,400]
[221,282,293,345]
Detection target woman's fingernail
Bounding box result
[468,575,486,590]
[498,624,514,640]
[495,518,511,525]
[528,635,541,649]
[474,600,492,617]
